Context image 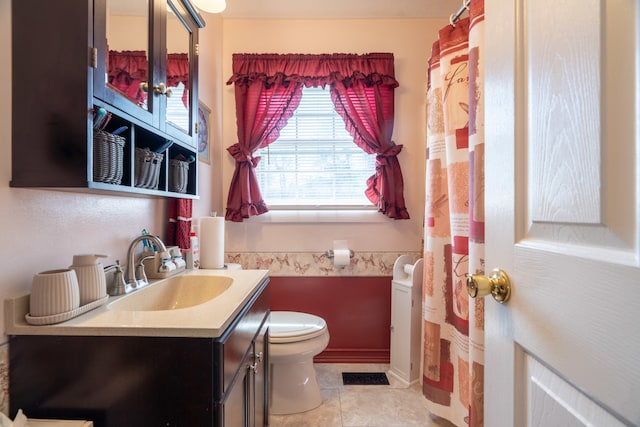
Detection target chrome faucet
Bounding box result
[124,234,167,290]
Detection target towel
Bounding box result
[167,198,192,250]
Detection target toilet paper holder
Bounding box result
[324,249,355,259]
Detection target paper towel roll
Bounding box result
[199,217,225,269]
[333,240,351,267]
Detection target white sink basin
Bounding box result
[107,274,233,311]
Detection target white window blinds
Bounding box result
[255,86,376,209]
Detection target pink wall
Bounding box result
[194,14,225,219]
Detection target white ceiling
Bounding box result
[219,0,463,20]
[110,0,464,20]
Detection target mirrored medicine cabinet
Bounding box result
[11,0,205,198]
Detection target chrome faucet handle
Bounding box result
[108,260,131,296]
[135,254,155,289]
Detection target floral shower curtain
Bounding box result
[422,1,485,426]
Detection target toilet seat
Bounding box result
[269,311,327,343]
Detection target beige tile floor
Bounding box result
[269,363,457,427]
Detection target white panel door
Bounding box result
[484,0,640,426]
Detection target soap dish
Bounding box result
[25,294,109,326]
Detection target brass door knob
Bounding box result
[466,269,512,303]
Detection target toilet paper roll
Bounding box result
[332,240,351,267]
[403,263,415,276]
[199,216,225,269]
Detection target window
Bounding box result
[226,52,408,222]
[255,87,376,209]
[165,82,190,131]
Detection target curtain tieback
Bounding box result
[376,143,403,166]
[227,144,261,167]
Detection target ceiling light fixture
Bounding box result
[191,0,226,14]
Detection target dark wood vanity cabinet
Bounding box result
[223,320,269,426]
[11,0,204,198]
[9,279,271,427]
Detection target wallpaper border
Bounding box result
[224,251,421,276]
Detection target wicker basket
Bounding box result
[134,147,164,190]
[93,130,125,185]
[169,159,190,193]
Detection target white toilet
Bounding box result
[269,311,330,415]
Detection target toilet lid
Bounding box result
[269,311,327,343]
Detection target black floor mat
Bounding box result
[342,372,389,385]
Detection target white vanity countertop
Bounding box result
[5,269,269,338]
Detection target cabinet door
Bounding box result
[253,323,269,427]
[94,0,157,127]
[93,0,199,149]
[223,367,249,427]
[390,283,411,381]
[222,329,269,426]
[163,0,199,148]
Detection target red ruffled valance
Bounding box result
[107,50,148,105]
[108,50,148,80]
[167,52,190,107]
[107,50,189,107]
[166,52,190,87]
[226,53,399,89]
